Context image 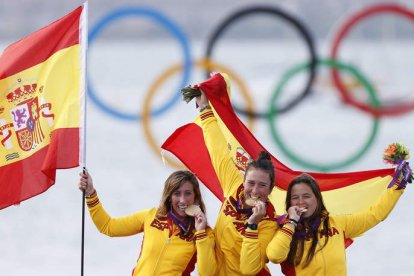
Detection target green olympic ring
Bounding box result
[268,59,380,172]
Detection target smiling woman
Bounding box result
[266,166,413,276]
[180,84,279,275]
[78,170,216,275]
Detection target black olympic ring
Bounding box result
[204,5,317,118]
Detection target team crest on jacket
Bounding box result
[1,79,54,157]
[233,147,252,174]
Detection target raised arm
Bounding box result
[339,182,403,238]
[79,171,146,237]
[337,162,411,238]
[196,91,243,196]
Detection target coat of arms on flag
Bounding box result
[2,82,54,153]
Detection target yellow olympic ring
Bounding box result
[141,58,255,169]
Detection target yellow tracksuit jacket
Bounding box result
[266,185,403,276]
[86,192,216,275]
[200,109,279,275]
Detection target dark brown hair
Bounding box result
[244,151,275,192]
[156,170,206,217]
[285,173,330,267]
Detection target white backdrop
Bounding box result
[1,1,414,275]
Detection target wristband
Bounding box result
[86,190,96,198]
[288,220,297,227]
[244,223,258,230]
[199,104,211,112]
[289,218,298,224]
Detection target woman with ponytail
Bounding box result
[192,89,278,275]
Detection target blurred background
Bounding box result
[1,0,414,275]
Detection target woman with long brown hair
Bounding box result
[78,170,216,275]
[266,163,412,275]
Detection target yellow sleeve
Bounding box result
[195,228,217,276]
[86,191,148,237]
[266,224,295,264]
[338,185,404,238]
[240,221,278,275]
[199,109,242,196]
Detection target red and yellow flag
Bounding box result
[0,4,87,210]
[162,73,394,215]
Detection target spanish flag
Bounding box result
[0,4,87,210]
[162,72,394,216]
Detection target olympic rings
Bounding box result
[141,59,255,169]
[86,4,414,171]
[268,59,380,172]
[330,4,414,117]
[205,5,317,118]
[87,7,192,121]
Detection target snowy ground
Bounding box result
[1,37,414,276]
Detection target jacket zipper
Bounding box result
[152,220,174,275]
[317,240,326,276]
[152,236,170,275]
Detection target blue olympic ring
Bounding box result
[87,7,192,121]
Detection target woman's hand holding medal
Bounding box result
[185,205,207,231]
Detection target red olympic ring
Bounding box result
[330,3,414,117]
